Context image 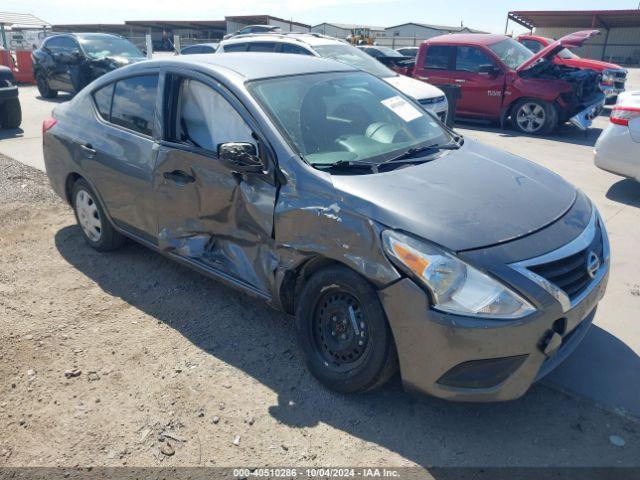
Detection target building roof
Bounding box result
[312,23,386,32]
[508,10,640,30]
[125,20,226,30]
[425,33,506,45]
[385,22,487,34]
[53,24,142,34]
[0,11,50,28]
[225,15,310,29]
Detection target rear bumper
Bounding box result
[378,258,608,402]
[0,85,19,102]
[569,96,605,131]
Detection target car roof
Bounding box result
[132,52,355,80]
[220,32,344,48]
[184,43,219,48]
[424,33,508,46]
[48,33,124,40]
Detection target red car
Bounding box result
[517,34,627,102]
[413,30,605,134]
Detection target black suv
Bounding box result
[0,65,21,129]
[32,33,146,98]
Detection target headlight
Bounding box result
[382,231,536,319]
[601,71,615,86]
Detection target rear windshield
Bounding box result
[314,44,395,78]
[487,38,535,70]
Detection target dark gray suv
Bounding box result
[43,53,609,402]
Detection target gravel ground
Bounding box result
[0,153,639,468]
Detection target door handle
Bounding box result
[79,143,96,158]
[163,170,195,185]
[454,79,466,83]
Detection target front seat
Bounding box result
[299,84,335,154]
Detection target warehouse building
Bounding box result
[226,15,310,34]
[311,23,385,39]
[384,22,487,39]
[507,10,640,66]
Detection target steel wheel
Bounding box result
[75,189,102,242]
[313,291,370,372]
[516,102,546,133]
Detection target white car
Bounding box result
[594,91,640,181]
[216,33,449,122]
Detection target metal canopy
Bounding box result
[0,11,50,28]
[508,10,640,30]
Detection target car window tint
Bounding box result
[223,43,247,52]
[45,37,64,51]
[248,42,276,52]
[455,46,495,72]
[202,45,216,53]
[58,37,78,52]
[93,83,114,120]
[424,45,452,69]
[281,43,313,55]
[182,46,201,54]
[521,39,542,53]
[111,75,158,136]
[175,79,255,153]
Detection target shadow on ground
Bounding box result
[606,179,640,208]
[453,120,603,148]
[54,226,639,467]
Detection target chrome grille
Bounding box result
[528,224,603,301]
[419,96,446,106]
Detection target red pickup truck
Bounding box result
[517,34,627,102]
[413,30,605,134]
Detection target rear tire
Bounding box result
[36,72,58,99]
[0,98,21,128]
[511,98,557,135]
[295,265,398,394]
[72,179,125,252]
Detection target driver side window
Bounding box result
[173,78,256,154]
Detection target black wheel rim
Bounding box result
[312,291,370,372]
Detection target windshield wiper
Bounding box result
[380,140,462,166]
[310,159,378,172]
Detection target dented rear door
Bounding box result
[153,72,278,295]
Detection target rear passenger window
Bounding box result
[223,43,248,52]
[521,39,542,53]
[424,45,452,70]
[281,44,312,55]
[93,83,114,120]
[455,46,495,72]
[110,75,158,136]
[248,42,276,52]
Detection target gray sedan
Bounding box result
[43,53,609,401]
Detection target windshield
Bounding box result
[314,44,395,78]
[79,36,144,60]
[248,71,451,169]
[557,47,579,59]
[372,46,405,57]
[488,38,535,70]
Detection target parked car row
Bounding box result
[43,48,612,402]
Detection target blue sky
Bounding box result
[4,0,640,34]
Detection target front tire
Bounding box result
[36,72,58,99]
[295,265,398,394]
[0,98,21,128]
[72,179,125,252]
[512,98,557,135]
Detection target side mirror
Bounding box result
[478,64,499,76]
[217,142,264,173]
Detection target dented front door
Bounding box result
[153,74,278,295]
[153,146,278,294]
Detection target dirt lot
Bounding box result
[0,153,639,469]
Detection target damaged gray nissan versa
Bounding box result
[43,53,610,402]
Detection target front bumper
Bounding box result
[378,211,610,402]
[600,83,625,99]
[419,97,449,124]
[569,96,605,131]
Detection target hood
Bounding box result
[331,139,577,252]
[560,57,623,71]
[517,30,600,72]
[384,75,445,101]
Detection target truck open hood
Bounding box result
[517,30,600,72]
[331,139,577,252]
